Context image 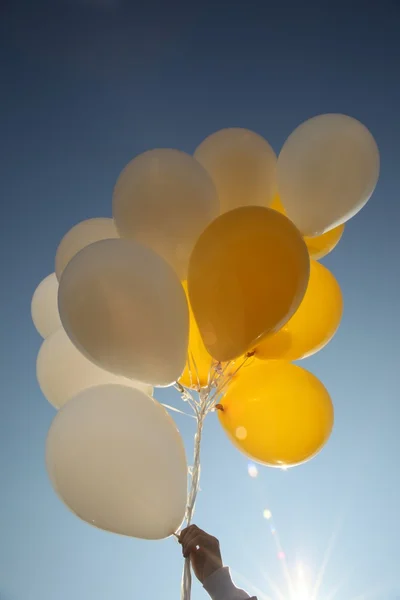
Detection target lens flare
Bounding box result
[247,463,259,478]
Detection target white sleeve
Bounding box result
[203,567,255,600]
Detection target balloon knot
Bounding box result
[215,404,224,412]
[246,351,256,358]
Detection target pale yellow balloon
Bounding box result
[37,328,153,409]
[46,384,188,539]
[55,218,119,280]
[113,149,219,279]
[58,239,189,387]
[278,114,380,236]
[194,128,277,214]
[31,273,62,338]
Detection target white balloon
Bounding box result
[55,218,119,281]
[31,273,62,338]
[112,149,219,279]
[194,128,277,214]
[58,238,189,386]
[46,384,188,539]
[37,328,153,409]
[277,114,380,236]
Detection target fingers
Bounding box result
[183,534,209,558]
[179,525,220,558]
[179,524,201,546]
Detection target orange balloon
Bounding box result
[254,260,343,360]
[218,361,334,467]
[271,194,344,260]
[188,207,310,363]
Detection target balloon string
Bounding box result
[180,394,207,600]
[178,353,253,599]
[207,352,255,409]
[161,403,197,420]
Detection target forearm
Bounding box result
[203,567,256,600]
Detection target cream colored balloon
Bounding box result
[113,149,219,279]
[194,128,277,214]
[277,114,380,236]
[58,238,189,386]
[31,273,62,338]
[37,328,153,409]
[55,218,119,280]
[46,384,188,539]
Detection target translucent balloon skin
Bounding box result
[277,114,380,236]
[31,273,62,338]
[188,207,310,363]
[255,260,343,361]
[46,385,188,540]
[194,128,277,214]
[37,328,153,409]
[55,218,119,281]
[270,194,345,260]
[113,149,219,279]
[218,362,334,467]
[58,238,189,387]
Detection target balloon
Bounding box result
[113,149,219,279]
[271,194,345,260]
[194,128,277,214]
[37,328,153,409]
[55,218,119,280]
[255,260,343,361]
[218,361,334,467]
[178,283,244,389]
[188,206,310,363]
[277,114,380,236]
[179,282,214,389]
[46,384,188,539]
[305,225,345,261]
[31,273,62,338]
[269,193,286,213]
[58,238,189,386]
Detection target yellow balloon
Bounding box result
[179,282,214,389]
[304,226,344,261]
[188,206,310,363]
[218,361,334,467]
[269,193,285,213]
[270,194,345,260]
[254,260,343,361]
[179,282,246,389]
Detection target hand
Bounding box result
[179,525,223,584]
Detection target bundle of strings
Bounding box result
[177,355,253,600]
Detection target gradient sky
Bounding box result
[1,1,400,599]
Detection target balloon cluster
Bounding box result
[31,115,379,570]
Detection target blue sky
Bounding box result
[1,1,399,598]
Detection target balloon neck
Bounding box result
[215,404,224,412]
